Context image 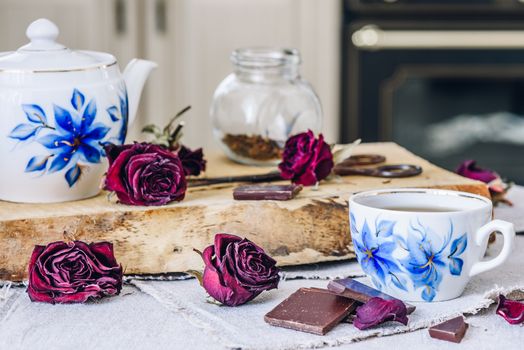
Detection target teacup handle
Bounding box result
[469,220,515,277]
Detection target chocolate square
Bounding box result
[264,288,357,335]
[428,316,469,343]
[233,184,302,201]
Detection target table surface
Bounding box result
[1,187,523,350]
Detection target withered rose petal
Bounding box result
[104,143,134,165]
[89,241,119,267]
[202,265,233,304]
[278,130,334,186]
[214,234,242,266]
[198,233,280,306]
[178,145,207,176]
[456,160,498,184]
[27,241,123,304]
[496,295,524,325]
[353,297,409,330]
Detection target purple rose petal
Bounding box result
[178,145,206,176]
[353,297,409,330]
[456,160,498,184]
[496,295,524,325]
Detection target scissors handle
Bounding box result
[334,164,422,178]
[338,154,386,167]
[374,164,422,178]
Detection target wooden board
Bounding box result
[0,143,489,281]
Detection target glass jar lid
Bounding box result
[0,18,116,72]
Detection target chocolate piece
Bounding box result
[233,184,302,201]
[428,316,469,343]
[327,278,416,314]
[264,288,357,335]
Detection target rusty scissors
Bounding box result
[333,154,422,178]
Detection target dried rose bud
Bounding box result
[178,145,206,176]
[278,130,334,186]
[104,142,186,206]
[496,295,524,325]
[353,297,408,330]
[199,233,280,306]
[456,160,498,184]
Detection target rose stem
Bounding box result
[164,105,191,134]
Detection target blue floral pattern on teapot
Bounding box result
[8,88,127,187]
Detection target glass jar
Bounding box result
[210,48,322,166]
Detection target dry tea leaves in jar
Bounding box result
[222,134,282,161]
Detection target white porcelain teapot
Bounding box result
[0,19,157,203]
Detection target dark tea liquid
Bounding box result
[382,206,460,212]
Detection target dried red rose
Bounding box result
[456,160,498,184]
[200,233,280,306]
[496,295,524,325]
[278,130,334,186]
[27,241,123,304]
[177,145,206,176]
[104,142,187,206]
[353,297,408,330]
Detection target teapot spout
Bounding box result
[123,59,158,125]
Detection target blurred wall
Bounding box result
[142,0,341,149]
[0,0,341,150]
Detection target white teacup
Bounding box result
[349,188,515,302]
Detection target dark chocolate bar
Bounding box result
[264,288,358,335]
[233,184,302,201]
[428,316,469,343]
[327,278,416,314]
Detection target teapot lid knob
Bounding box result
[20,18,66,51]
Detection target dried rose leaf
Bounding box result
[496,295,524,325]
[186,270,204,286]
[353,297,408,330]
[205,295,224,306]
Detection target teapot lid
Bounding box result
[0,18,116,72]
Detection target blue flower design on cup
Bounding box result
[350,213,407,291]
[351,213,468,302]
[397,220,467,301]
[397,220,446,301]
[8,89,125,187]
[448,233,468,276]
